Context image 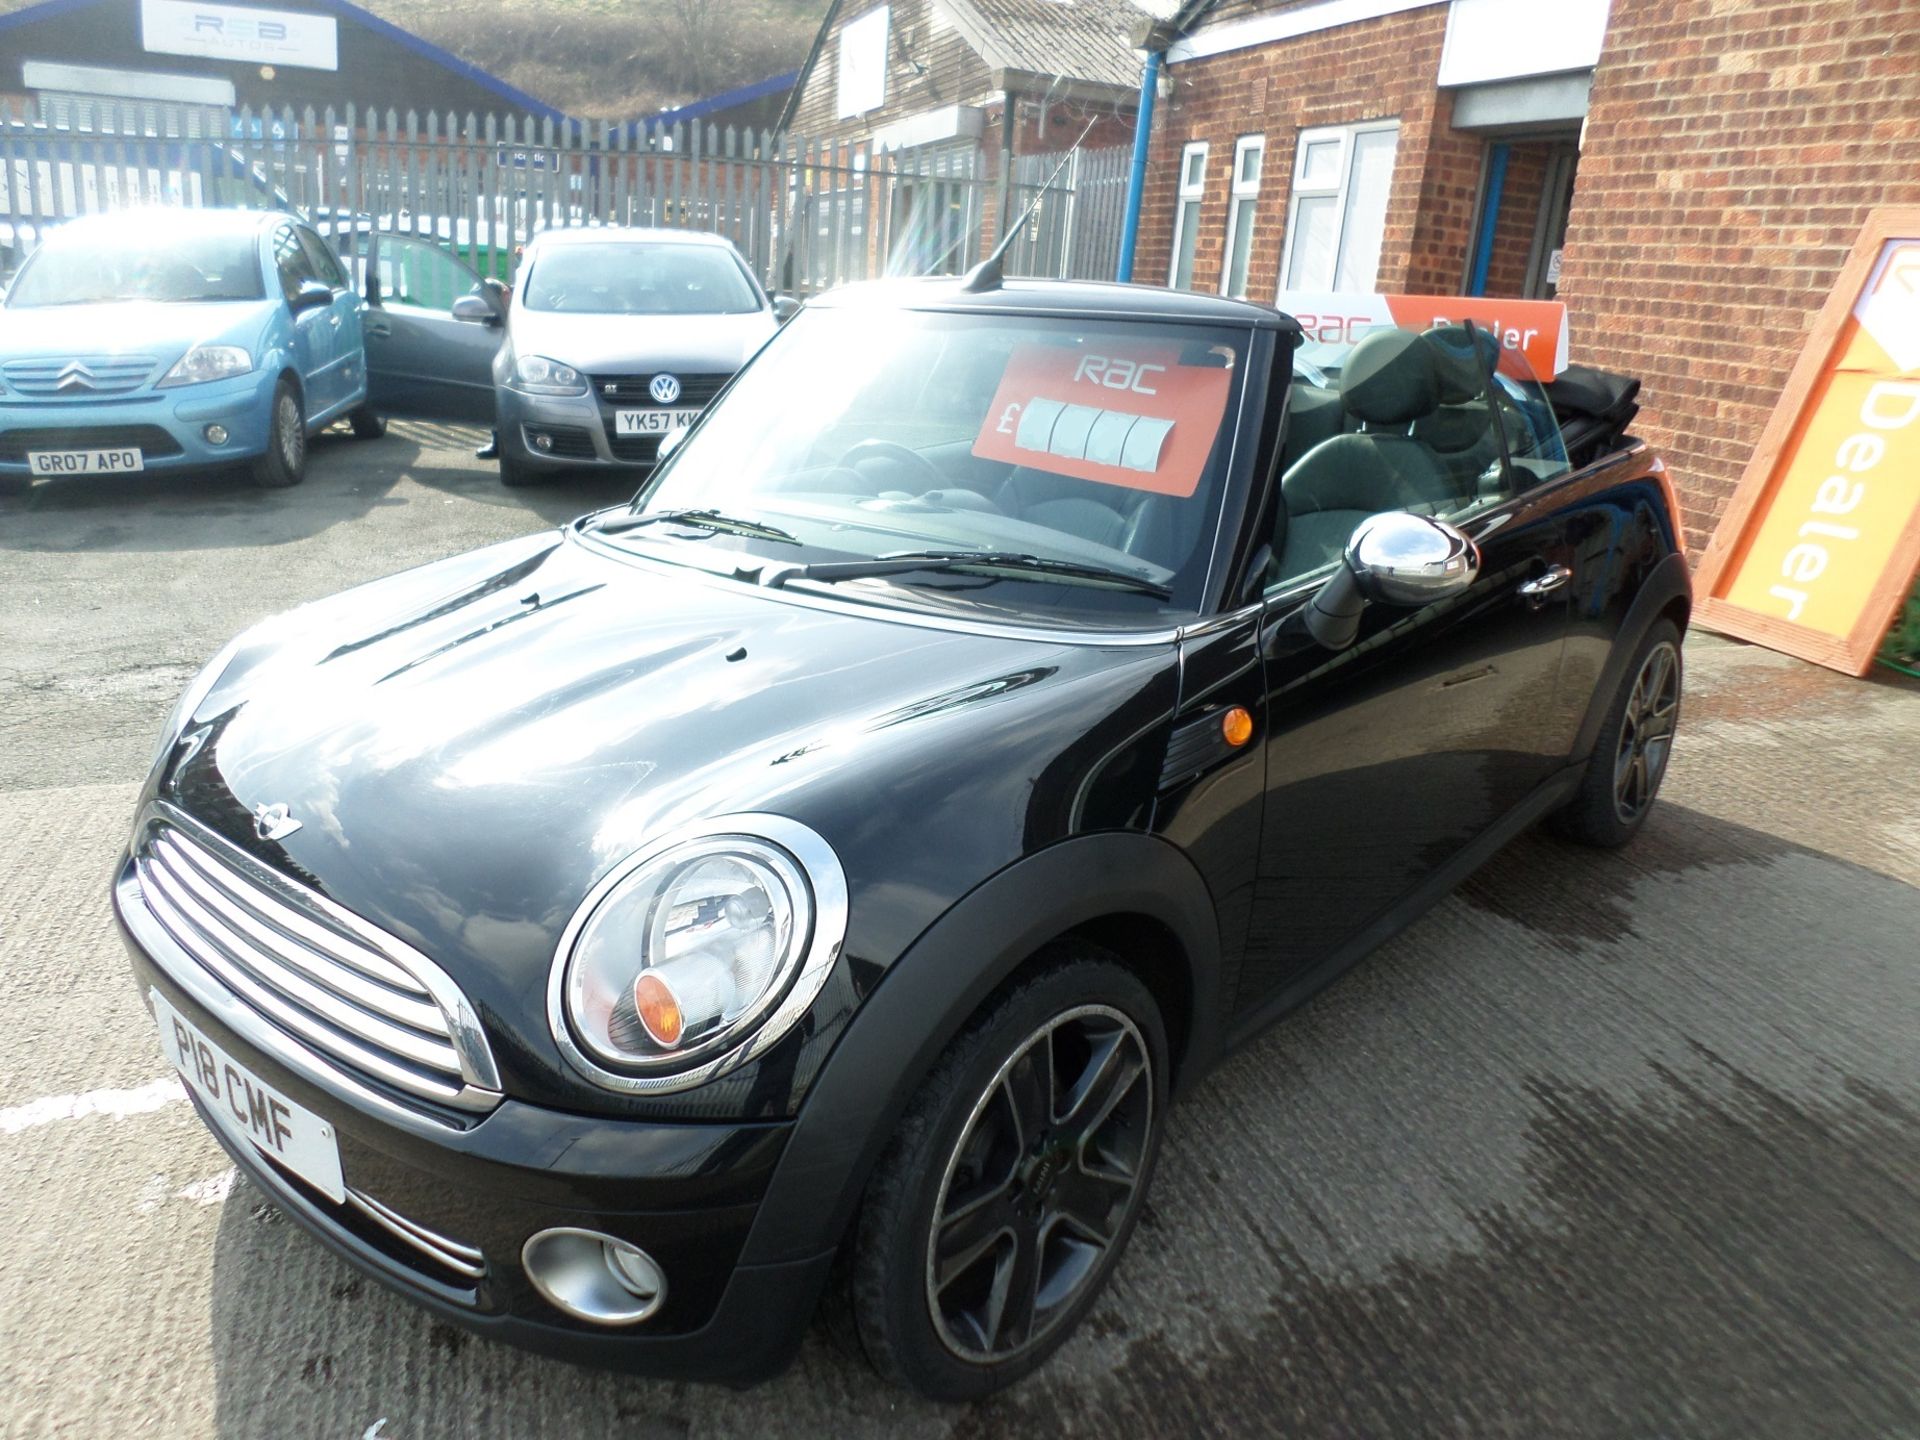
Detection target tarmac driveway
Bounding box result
[1,422,1915,1439]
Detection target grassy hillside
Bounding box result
[357,0,823,120]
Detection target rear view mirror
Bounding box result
[452,293,500,326]
[656,426,688,462]
[772,294,801,323]
[1303,512,1479,650]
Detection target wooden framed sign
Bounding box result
[1695,206,1920,674]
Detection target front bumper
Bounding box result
[115,859,833,1383]
[0,370,278,474]
[496,385,686,472]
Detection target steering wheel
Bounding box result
[838,439,945,491]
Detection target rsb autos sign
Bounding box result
[140,0,340,71]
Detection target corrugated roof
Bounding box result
[947,0,1153,91]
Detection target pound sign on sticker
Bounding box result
[996,402,1022,434]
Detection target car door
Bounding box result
[269,222,333,417]
[296,223,363,413]
[362,232,503,422]
[1232,341,1582,1020]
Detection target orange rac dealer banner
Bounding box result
[1278,292,1570,380]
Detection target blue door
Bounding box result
[269,222,337,420]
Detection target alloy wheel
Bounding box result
[1613,639,1680,822]
[278,393,304,471]
[925,1004,1152,1363]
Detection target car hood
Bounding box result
[158,529,1178,1102]
[0,299,273,364]
[505,307,775,375]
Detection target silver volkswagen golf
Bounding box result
[485,228,790,485]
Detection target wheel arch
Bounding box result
[736,831,1223,1268]
[1572,549,1692,761]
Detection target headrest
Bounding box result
[1420,325,1500,405]
[1340,327,1440,427]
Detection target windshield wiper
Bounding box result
[762,550,1173,600]
[592,508,800,545]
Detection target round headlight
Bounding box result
[550,816,848,1094]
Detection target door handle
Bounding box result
[1517,565,1572,607]
[364,318,391,338]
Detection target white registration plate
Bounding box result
[27,447,144,476]
[152,988,345,1203]
[615,408,699,435]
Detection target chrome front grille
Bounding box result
[345,1187,487,1280]
[135,811,501,1115]
[3,355,157,396]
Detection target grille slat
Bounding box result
[141,852,462,1071]
[3,355,157,396]
[135,816,499,1115]
[345,1187,487,1279]
[160,831,428,997]
[139,876,468,1104]
[592,371,730,406]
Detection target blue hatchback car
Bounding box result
[0,207,384,491]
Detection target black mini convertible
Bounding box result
[118,271,1687,1400]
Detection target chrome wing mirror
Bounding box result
[1304,512,1479,650]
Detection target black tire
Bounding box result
[250,378,307,488]
[1551,618,1682,848]
[499,452,541,487]
[851,945,1168,1401]
[348,404,386,440]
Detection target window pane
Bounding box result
[1225,196,1257,297]
[1298,137,1341,189]
[1333,128,1397,292]
[1285,195,1338,291]
[1183,148,1206,189]
[1238,142,1263,187]
[1173,198,1202,288]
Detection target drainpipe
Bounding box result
[1114,46,1163,284]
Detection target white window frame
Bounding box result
[1219,134,1265,298]
[1278,119,1400,295]
[1167,141,1208,289]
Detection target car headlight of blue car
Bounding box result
[158,345,255,388]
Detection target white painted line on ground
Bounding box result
[177,1167,235,1206]
[0,1075,185,1135]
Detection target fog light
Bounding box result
[522,1227,667,1325]
[204,423,229,445]
[533,431,554,452]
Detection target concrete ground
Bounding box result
[1,424,1916,1440]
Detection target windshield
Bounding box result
[521,243,761,315]
[5,229,264,307]
[611,307,1247,627]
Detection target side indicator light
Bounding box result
[1221,705,1255,748]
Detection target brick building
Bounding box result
[781,0,1145,272]
[1135,0,1920,551]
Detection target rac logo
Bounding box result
[1073,354,1165,395]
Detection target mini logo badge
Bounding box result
[253,802,302,842]
[649,373,682,405]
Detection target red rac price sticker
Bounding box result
[972,342,1233,498]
